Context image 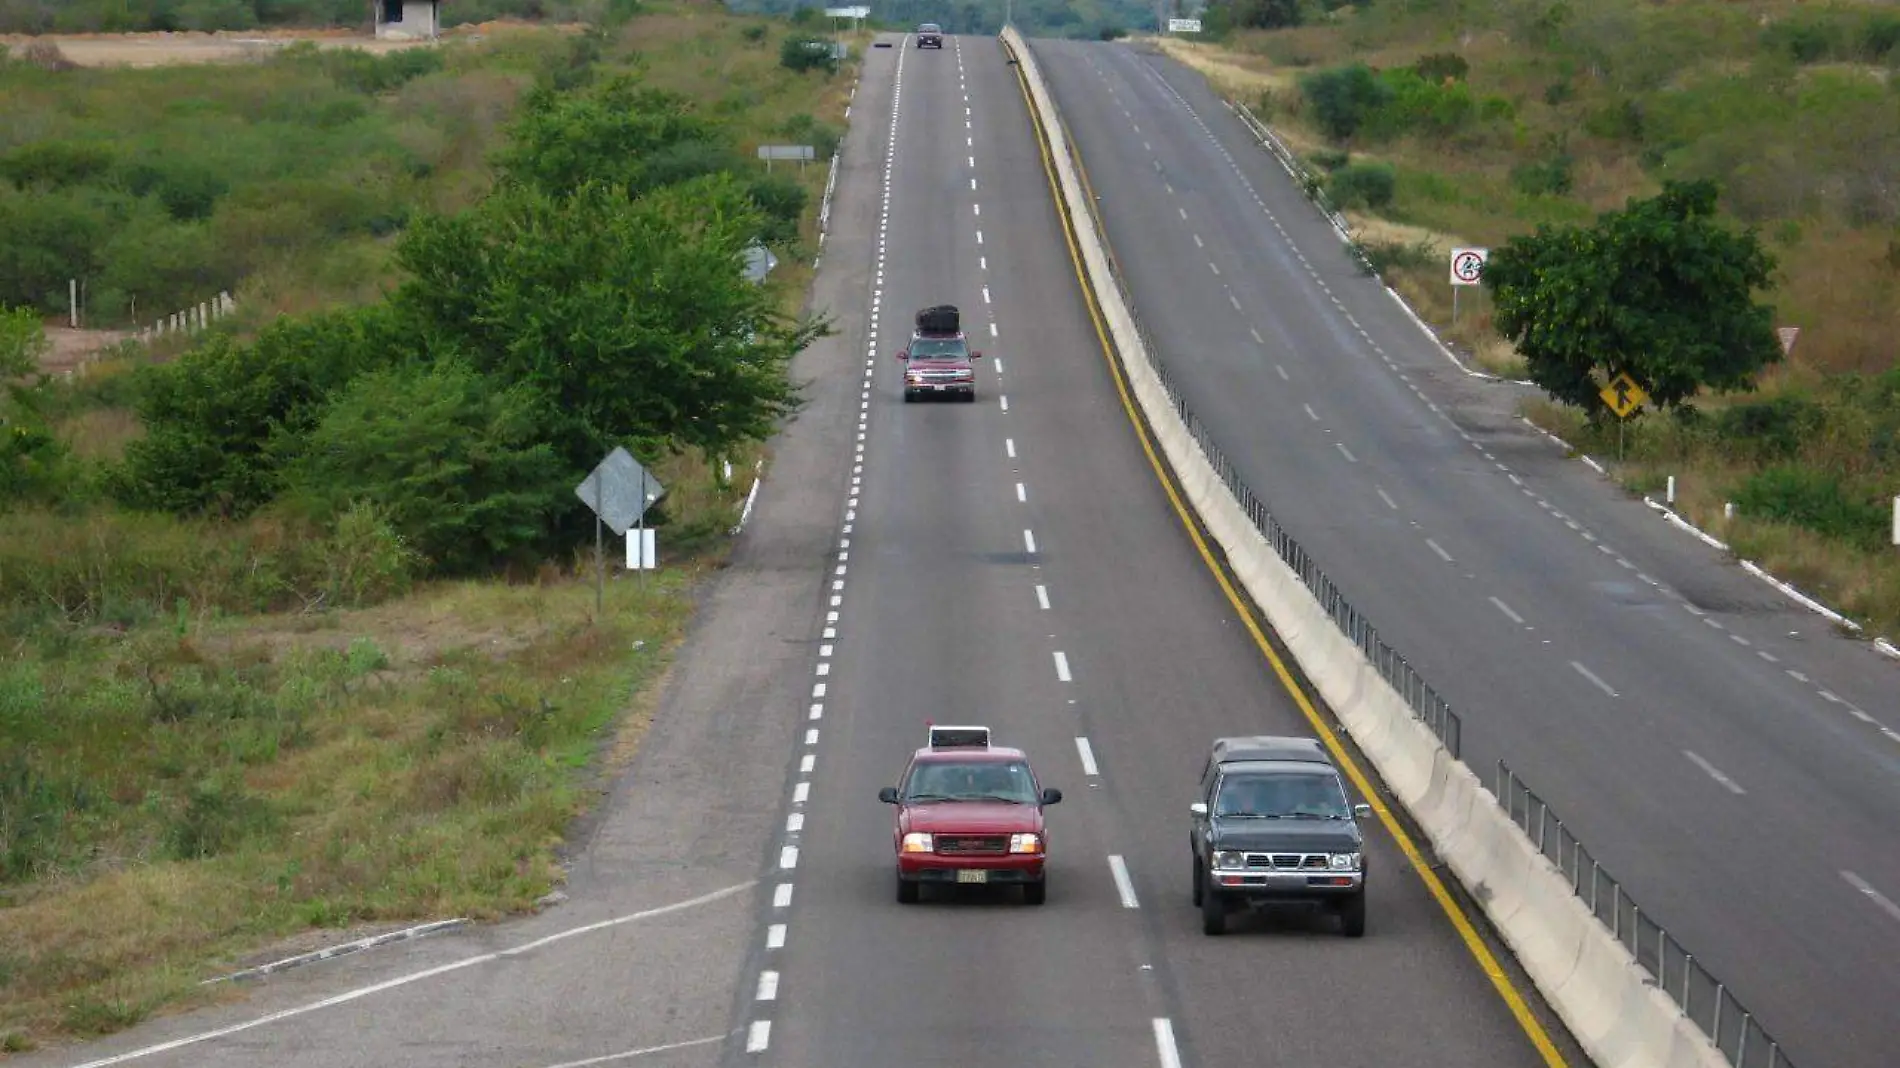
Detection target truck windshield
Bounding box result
[910,339,968,359]
[1215,772,1349,819]
[906,761,1038,803]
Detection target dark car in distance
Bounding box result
[917,22,944,47]
[1189,735,1372,936]
[879,725,1062,904]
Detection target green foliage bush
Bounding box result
[1299,64,1387,141]
[118,303,417,515]
[1326,161,1396,210]
[1735,466,1889,551]
[779,34,837,74]
[494,77,730,199]
[278,361,568,574]
[1299,62,1507,143]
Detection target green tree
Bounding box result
[392,174,828,472]
[1482,180,1782,416]
[0,303,44,380]
[1298,64,1390,142]
[492,76,732,200]
[118,302,416,515]
[0,303,65,503]
[278,360,567,574]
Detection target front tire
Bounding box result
[1200,884,1226,935]
[896,875,919,904]
[1023,878,1047,906]
[1338,891,1366,937]
[1191,856,1204,907]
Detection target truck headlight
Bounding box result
[901,832,933,853]
[1329,853,1360,871]
[1008,833,1042,854]
[1214,851,1244,870]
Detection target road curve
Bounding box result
[730,32,1573,1068]
[1033,37,1900,1068]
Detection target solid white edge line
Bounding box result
[1108,854,1140,908]
[536,1034,727,1068]
[1842,870,1900,924]
[63,883,755,1068]
[1683,750,1746,795]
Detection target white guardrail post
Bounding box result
[999,26,1736,1068]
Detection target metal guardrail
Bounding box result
[1498,763,1790,1068]
[1041,60,1794,1068]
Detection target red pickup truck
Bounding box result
[897,304,983,403]
[878,725,1064,905]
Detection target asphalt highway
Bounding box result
[1033,37,1900,1068]
[734,33,1569,1068]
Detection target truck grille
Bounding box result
[1244,853,1329,871]
[936,835,1008,855]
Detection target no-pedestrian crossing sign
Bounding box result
[1449,247,1487,286]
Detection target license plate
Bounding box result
[956,869,988,884]
[931,384,946,390]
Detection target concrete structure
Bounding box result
[374,0,440,40]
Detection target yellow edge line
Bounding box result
[1003,38,1568,1068]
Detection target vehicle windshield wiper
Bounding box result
[904,793,956,802]
[972,794,1027,804]
[1218,812,1277,819]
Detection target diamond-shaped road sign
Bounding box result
[1598,372,1649,420]
[574,446,665,536]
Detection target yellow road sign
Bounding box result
[1599,372,1648,420]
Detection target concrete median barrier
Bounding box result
[1000,26,1729,1068]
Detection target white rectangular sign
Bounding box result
[1167,18,1203,32]
[626,528,657,570]
[1450,247,1488,286]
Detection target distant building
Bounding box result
[374,0,440,41]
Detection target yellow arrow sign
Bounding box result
[1599,372,1648,420]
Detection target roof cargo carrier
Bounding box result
[916,305,961,335]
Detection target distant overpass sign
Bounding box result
[1167,17,1202,32]
[825,5,871,16]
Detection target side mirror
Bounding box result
[971,350,985,359]
[895,350,909,360]
[878,787,900,804]
[1189,802,1209,817]
[1353,803,1372,819]
[1040,787,1063,805]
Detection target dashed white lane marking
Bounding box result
[1208,260,1220,275]
[982,285,992,303]
[778,845,799,869]
[1036,584,1051,610]
[756,971,780,1001]
[1153,1018,1183,1068]
[537,1034,727,1068]
[1684,751,1746,795]
[976,229,983,244]
[1274,363,1288,379]
[1228,292,1241,309]
[1842,871,1900,924]
[1425,538,1454,563]
[746,1021,771,1053]
[1076,737,1100,776]
[766,924,786,949]
[1053,650,1072,682]
[1177,206,1187,219]
[1108,855,1140,908]
[994,357,1004,374]
[798,753,814,774]
[989,321,998,337]
[1006,437,1016,458]
[1302,402,1319,421]
[1376,486,1398,510]
[56,883,757,1068]
[1024,528,1037,553]
[980,256,988,271]
[773,883,793,908]
[1490,597,1526,626]
[1000,394,1010,412]
[1335,442,1357,463]
[1571,661,1619,698]
[1193,233,1204,247]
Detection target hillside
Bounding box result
[1159,0,1900,633]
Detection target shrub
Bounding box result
[1734,466,1889,551]
[1299,64,1389,141]
[746,174,809,246]
[1327,161,1397,209]
[1412,52,1469,84]
[1860,15,1900,61]
[779,35,837,74]
[277,361,568,576]
[0,141,119,191]
[1761,18,1842,65]
[1511,152,1574,196]
[1712,394,1824,462]
[741,24,768,43]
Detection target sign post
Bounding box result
[1449,247,1487,325]
[1777,326,1800,357]
[756,144,817,172]
[574,447,667,613]
[1597,371,1650,463]
[1166,17,1203,32]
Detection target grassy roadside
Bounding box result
[1142,4,1900,638]
[0,5,858,1055]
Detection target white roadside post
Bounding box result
[1892,495,1899,547]
[1667,475,1676,505]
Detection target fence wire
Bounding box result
[1042,72,1792,1068]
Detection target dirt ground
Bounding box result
[0,20,580,68]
